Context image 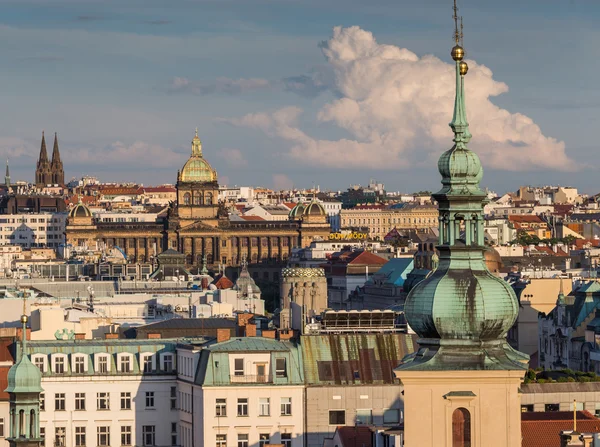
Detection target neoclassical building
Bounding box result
[65,132,330,267]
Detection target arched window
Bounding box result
[206,192,213,205]
[452,407,471,447]
[19,409,24,437]
[30,409,35,438]
[193,192,202,205]
[183,193,191,205]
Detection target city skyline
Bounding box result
[1,0,599,193]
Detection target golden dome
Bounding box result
[451,45,464,61]
[459,61,469,76]
[69,202,92,218]
[179,129,218,183]
[484,246,503,274]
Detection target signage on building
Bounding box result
[329,232,368,240]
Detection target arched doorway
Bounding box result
[452,407,471,447]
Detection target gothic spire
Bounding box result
[38,131,48,163]
[5,159,10,189]
[51,132,61,164]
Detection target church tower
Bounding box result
[394,4,528,447]
[5,305,43,447]
[34,132,52,187]
[50,133,64,185]
[5,159,11,190]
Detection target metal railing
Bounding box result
[229,374,272,384]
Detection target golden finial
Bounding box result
[20,292,27,324]
[195,127,198,138]
[451,0,465,61]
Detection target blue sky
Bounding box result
[2,0,600,194]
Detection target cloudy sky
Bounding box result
[2,0,600,194]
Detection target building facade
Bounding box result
[0,213,67,249]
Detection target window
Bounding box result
[97,392,110,410]
[75,393,85,411]
[0,418,4,437]
[216,398,227,417]
[142,355,153,373]
[383,408,400,424]
[34,356,45,373]
[259,398,270,416]
[121,392,131,410]
[237,398,248,416]
[121,426,132,446]
[55,427,66,447]
[40,427,45,444]
[234,358,244,376]
[54,356,65,374]
[452,408,471,447]
[163,354,174,372]
[521,404,533,412]
[281,434,292,447]
[55,393,65,411]
[40,393,45,411]
[142,425,156,446]
[329,410,345,425]
[75,427,86,447]
[238,434,249,447]
[259,433,270,447]
[74,356,86,374]
[97,426,110,447]
[545,403,559,412]
[281,397,292,416]
[120,355,131,373]
[170,386,177,410]
[171,422,177,446]
[145,391,155,409]
[356,409,372,425]
[97,355,108,373]
[275,358,287,378]
[217,434,227,447]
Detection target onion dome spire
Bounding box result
[398,1,528,372]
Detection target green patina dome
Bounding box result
[69,202,92,218]
[6,355,43,393]
[288,203,305,219]
[437,145,483,192]
[303,200,326,217]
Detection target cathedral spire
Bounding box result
[51,133,61,164]
[5,159,10,189]
[50,132,64,185]
[38,132,48,163]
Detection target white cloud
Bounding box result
[272,173,294,191]
[224,26,576,172]
[168,76,272,95]
[216,148,247,168]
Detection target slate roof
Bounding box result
[136,318,236,331]
[521,411,600,447]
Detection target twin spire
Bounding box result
[35,131,64,186]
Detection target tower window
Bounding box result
[452,407,471,447]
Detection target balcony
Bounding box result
[230,374,273,384]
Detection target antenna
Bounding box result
[453,0,460,44]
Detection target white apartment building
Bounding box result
[0,213,67,248]
[186,335,305,447]
[25,338,182,447]
[219,186,254,204]
[0,245,24,276]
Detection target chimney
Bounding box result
[278,329,295,340]
[246,323,257,337]
[74,333,86,340]
[105,333,119,339]
[262,329,276,339]
[237,313,254,327]
[147,333,162,339]
[217,328,231,343]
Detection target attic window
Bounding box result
[275,358,287,378]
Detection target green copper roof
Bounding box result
[398,29,527,372]
[5,319,43,393]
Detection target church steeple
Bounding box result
[394,5,528,445]
[5,297,43,446]
[35,132,52,187]
[5,159,11,189]
[50,133,64,185]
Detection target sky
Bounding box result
[2,0,600,195]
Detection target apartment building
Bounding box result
[0,213,67,248]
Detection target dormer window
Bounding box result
[118,354,132,373]
[73,355,87,374]
[53,356,66,374]
[234,358,244,376]
[141,353,155,373]
[275,358,287,378]
[162,354,174,372]
[96,354,109,373]
[33,355,46,373]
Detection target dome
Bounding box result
[437,146,483,192]
[180,157,217,183]
[6,354,43,393]
[484,246,503,273]
[69,203,92,218]
[288,203,305,219]
[404,247,519,342]
[303,200,326,217]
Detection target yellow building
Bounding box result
[65,132,330,267]
[339,203,438,239]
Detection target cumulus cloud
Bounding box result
[168,76,271,96]
[216,148,247,168]
[223,26,575,172]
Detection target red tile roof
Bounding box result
[212,275,234,290]
[521,411,600,447]
[347,250,388,266]
[509,215,544,223]
[336,426,372,447]
[282,202,296,210]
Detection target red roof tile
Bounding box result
[347,251,388,265]
[282,202,296,210]
[213,275,234,290]
[522,411,600,447]
[509,215,544,223]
